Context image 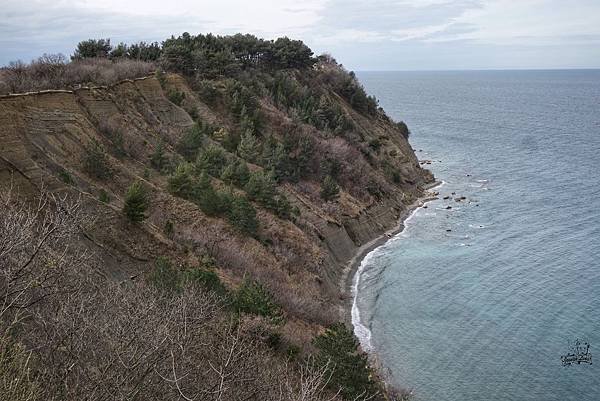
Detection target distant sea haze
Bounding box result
[355,70,600,401]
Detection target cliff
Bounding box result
[0,48,432,400]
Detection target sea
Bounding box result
[353,70,600,401]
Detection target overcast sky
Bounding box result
[2,0,600,70]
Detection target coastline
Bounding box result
[342,181,442,341]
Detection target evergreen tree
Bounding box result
[83,139,111,179]
[320,175,340,201]
[193,171,221,216]
[195,145,227,176]
[237,130,261,163]
[314,323,378,400]
[167,163,195,198]
[176,123,204,160]
[150,140,168,171]
[123,181,149,222]
[227,196,259,236]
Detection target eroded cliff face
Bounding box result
[0,72,432,344]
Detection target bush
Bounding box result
[167,89,185,106]
[237,130,261,163]
[99,189,110,203]
[320,175,339,201]
[150,140,168,171]
[220,159,250,187]
[182,267,227,297]
[227,196,258,236]
[234,279,283,323]
[83,139,111,179]
[123,181,149,222]
[314,323,379,400]
[167,162,195,198]
[58,169,74,185]
[176,123,205,160]
[195,145,227,177]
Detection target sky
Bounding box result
[1,0,600,70]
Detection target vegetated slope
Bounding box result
[0,42,433,400]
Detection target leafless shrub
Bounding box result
[0,56,155,94]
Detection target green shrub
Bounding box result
[320,175,339,201]
[99,189,110,203]
[123,181,149,222]
[195,145,227,177]
[148,257,180,292]
[193,172,225,216]
[234,279,283,323]
[168,162,195,198]
[182,267,227,297]
[83,139,111,179]
[237,130,261,163]
[176,123,205,160]
[150,140,168,171]
[368,138,382,151]
[313,323,379,400]
[194,79,220,104]
[227,196,258,236]
[220,159,250,187]
[167,89,185,106]
[58,169,74,185]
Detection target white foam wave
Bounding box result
[351,190,440,351]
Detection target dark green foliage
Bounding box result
[227,195,259,236]
[83,139,111,179]
[220,159,250,187]
[167,89,185,106]
[245,170,277,208]
[195,145,227,177]
[164,219,174,238]
[72,38,112,59]
[234,279,283,323]
[397,120,411,139]
[320,157,341,180]
[160,32,315,78]
[168,162,195,198]
[149,257,180,292]
[112,41,162,61]
[225,80,263,134]
[58,169,74,185]
[150,141,168,172]
[193,172,224,216]
[194,79,220,104]
[182,266,227,297]
[186,106,198,120]
[237,130,261,163]
[320,175,340,201]
[337,71,378,116]
[176,122,207,160]
[123,181,149,222]
[368,138,382,151]
[97,120,126,157]
[314,323,379,400]
[245,170,294,219]
[99,189,110,203]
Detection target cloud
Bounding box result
[1,0,599,69]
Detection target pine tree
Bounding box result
[320,175,339,201]
[237,130,260,163]
[123,181,149,222]
[150,140,168,171]
[228,196,258,236]
[167,163,194,198]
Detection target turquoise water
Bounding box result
[355,70,600,401]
